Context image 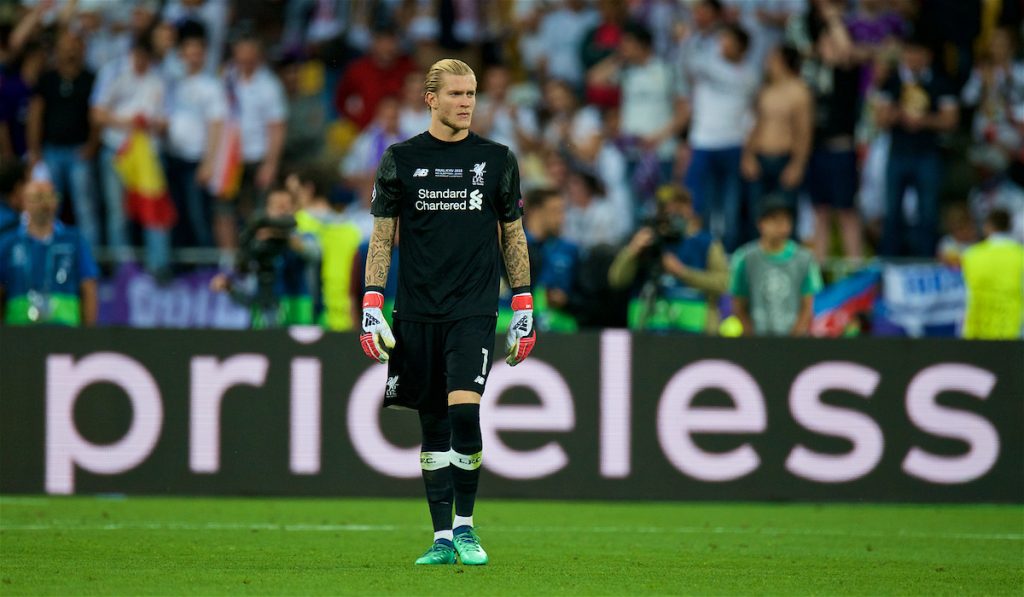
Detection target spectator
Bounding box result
[86,1,160,87]
[684,23,759,251]
[333,26,415,131]
[152,19,186,84]
[723,0,805,67]
[562,169,630,253]
[609,184,728,334]
[220,32,287,247]
[873,33,959,257]
[522,187,580,333]
[937,203,978,268]
[398,71,431,140]
[580,0,627,109]
[539,79,598,154]
[473,64,539,157]
[340,96,404,239]
[0,180,98,327]
[589,22,686,207]
[676,0,724,101]
[0,159,27,237]
[91,34,167,266]
[967,145,1024,242]
[960,28,1024,156]
[803,3,864,261]
[961,208,1024,339]
[730,195,823,336]
[279,54,327,174]
[26,30,99,250]
[533,0,600,87]
[162,0,229,76]
[845,0,908,98]
[164,22,226,249]
[0,42,45,162]
[209,186,314,328]
[741,44,812,237]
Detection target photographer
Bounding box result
[210,186,316,328]
[608,184,728,334]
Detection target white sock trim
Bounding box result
[434,530,453,542]
[420,451,450,471]
[453,515,473,530]
[449,449,482,470]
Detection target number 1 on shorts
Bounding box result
[481,348,489,375]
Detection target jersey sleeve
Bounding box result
[497,148,524,222]
[370,146,401,218]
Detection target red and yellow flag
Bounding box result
[114,130,177,229]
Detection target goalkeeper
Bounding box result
[359,58,535,567]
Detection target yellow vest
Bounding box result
[296,209,363,331]
[961,235,1024,339]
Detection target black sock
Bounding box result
[448,403,482,520]
[418,410,452,534]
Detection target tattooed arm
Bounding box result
[500,218,531,291]
[365,216,397,288]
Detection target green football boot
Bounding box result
[414,540,457,565]
[453,527,489,565]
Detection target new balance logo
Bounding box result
[364,313,380,328]
[469,189,483,210]
[413,168,429,177]
[474,375,486,385]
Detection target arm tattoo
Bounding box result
[365,217,397,288]
[500,219,531,289]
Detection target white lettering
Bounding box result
[189,355,269,473]
[657,360,765,481]
[600,330,631,478]
[290,358,321,474]
[482,360,575,479]
[417,188,468,200]
[46,353,163,495]
[786,362,883,482]
[903,364,999,484]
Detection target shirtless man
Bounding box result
[741,44,813,235]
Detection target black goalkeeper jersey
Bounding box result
[370,131,524,322]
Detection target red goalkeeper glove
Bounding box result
[505,292,536,366]
[360,290,395,363]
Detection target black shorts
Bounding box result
[383,316,497,414]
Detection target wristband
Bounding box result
[363,290,384,309]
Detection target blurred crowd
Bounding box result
[0,0,1022,336]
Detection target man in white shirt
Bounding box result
[563,169,631,253]
[164,22,226,248]
[221,33,287,246]
[683,24,759,251]
[91,34,168,273]
[534,0,600,86]
[589,23,687,214]
[472,64,538,157]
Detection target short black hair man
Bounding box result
[729,195,822,336]
[360,58,535,566]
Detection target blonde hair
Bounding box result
[423,58,475,97]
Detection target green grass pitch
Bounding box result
[1,496,1021,595]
